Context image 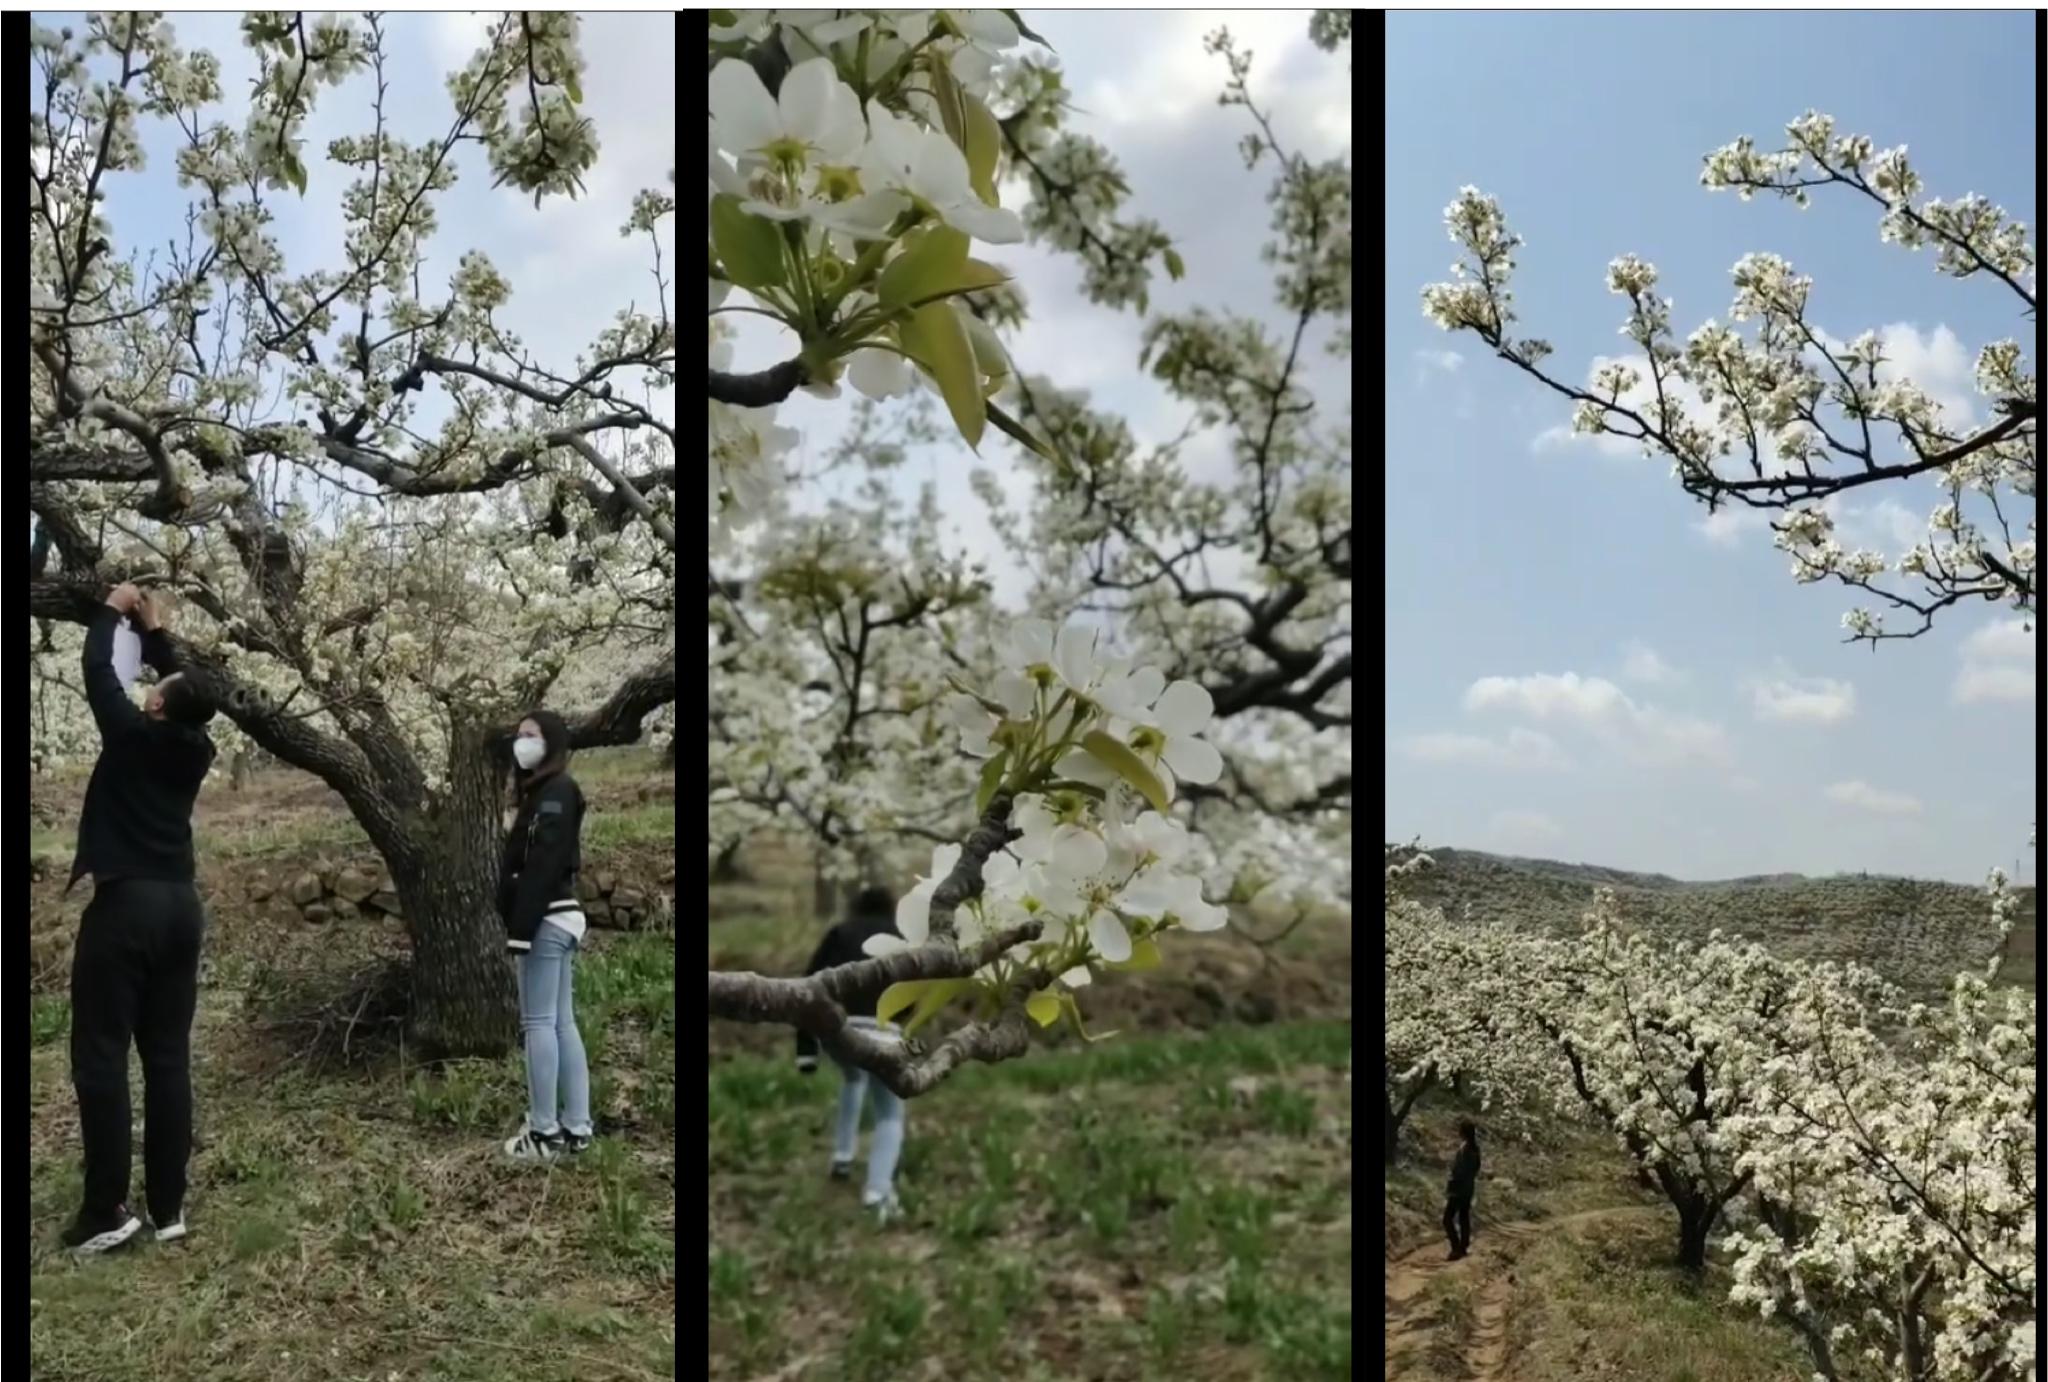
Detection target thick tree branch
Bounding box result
[709,359,808,408]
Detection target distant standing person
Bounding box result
[65,584,216,1254]
[794,886,909,1223]
[497,710,595,1163]
[1444,1120,1482,1259]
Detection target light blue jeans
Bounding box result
[517,920,592,1138]
[832,1056,906,1204]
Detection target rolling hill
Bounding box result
[1393,846,2035,997]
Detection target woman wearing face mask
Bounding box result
[498,710,594,1163]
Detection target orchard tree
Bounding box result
[704,10,1349,1096]
[1422,113,2034,643]
[1403,103,2034,1382]
[29,13,676,1056]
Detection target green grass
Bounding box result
[708,1020,1353,1382]
[585,801,676,851]
[30,930,677,1382]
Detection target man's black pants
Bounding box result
[70,878,204,1225]
[1443,1192,1473,1255]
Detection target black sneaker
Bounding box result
[563,1131,594,1156]
[829,1160,853,1182]
[63,1206,144,1255]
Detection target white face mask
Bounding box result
[512,736,547,770]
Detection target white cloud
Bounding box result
[1824,780,1923,816]
[1960,618,2035,663]
[1414,348,1464,376]
[1955,664,2035,703]
[1620,642,1679,684]
[1399,728,1570,770]
[1954,618,2036,704]
[1490,809,1563,841]
[1463,672,1732,770]
[1748,670,1857,725]
[1830,496,1927,557]
[1694,505,1776,547]
[1810,322,1980,432]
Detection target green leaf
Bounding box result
[1025,991,1061,1028]
[1080,730,1171,814]
[927,49,969,152]
[1105,936,1162,972]
[877,980,934,1028]
[1163,247,1185,281]
[1002,8,1054,49]
[963,94,1002,206]
[906,979,971,1036]
[899,300,985,450]
[282,152,308,197]
[564,71,583,105]
[986,400,1057,463]
[709,194,787,292]
[952,258,1012,295]
[975,749,1010,815]
[878,225,969,308]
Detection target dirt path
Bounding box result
[1385,1205,1659,1381]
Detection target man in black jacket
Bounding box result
[1444,1120,1482,1260]
[64,583,217,1254]
[794,886,910,1221]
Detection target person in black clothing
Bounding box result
[1444,1120,1482,1259]
[63,584,217,1255]
[794,886,909,1221]
[497,710,595,1164]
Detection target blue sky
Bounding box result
[1385,11,2036,885]
[31,12,673,459]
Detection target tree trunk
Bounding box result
[1384,1065,1438,1165]
[391,728,516,1058]
[710,838,750,883]
[230,749,252,791]
[1675,1197,1712,1272]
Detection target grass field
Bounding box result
[707,835,1357,1381]
[27,750,676,1382]
[1385,1098,1815,1382]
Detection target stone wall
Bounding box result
[261,860,676,932]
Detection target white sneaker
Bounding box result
[863,1194,902,1226]
[155,1217,187,1243]
[503,1128,565,1163]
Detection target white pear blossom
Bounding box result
[861,102,1023,245]
[864,841,962,955]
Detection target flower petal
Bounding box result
[1054,620,1099,693]
[1087,909,1132,963]
[849,346,913,399]
[1004,618,1055,669]
[1049,825,1107,881]
[944,199,1025,245]
[1162,734,1223,786]
[778,58,852,152]
[896,880,936,945]
[1152,680,1214,735]
[709,59,783,159]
